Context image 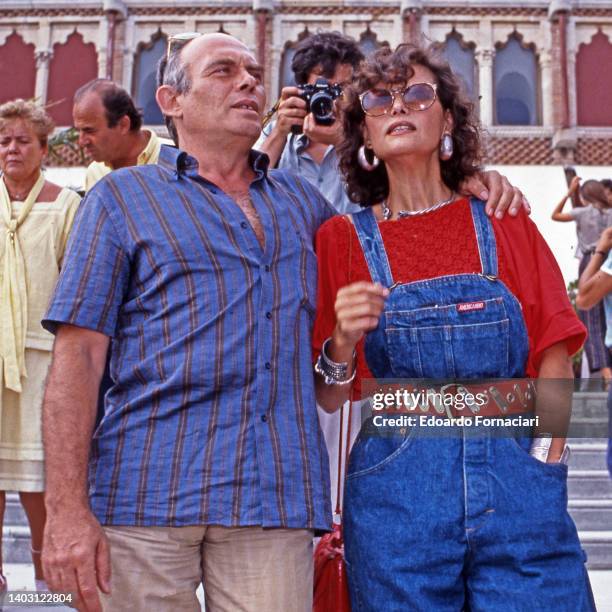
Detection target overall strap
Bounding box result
[350,208,394,287]
[469,198,498,277]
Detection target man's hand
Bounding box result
[459,170,530,219]
[302,98,344,147]
[272,86,308,137]
[43,506,111,612]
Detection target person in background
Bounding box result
[553,177,612,384]
[73,79,173,192]
[0,99,80,592]
[602,178,612,205]
[577,226,612,480]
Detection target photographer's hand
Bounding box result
[303,112,344,147]
[259,87,307,167]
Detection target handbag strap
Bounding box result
[334,217,356,517]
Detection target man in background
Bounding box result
[73,79,172,191]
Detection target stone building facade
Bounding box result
[0,0,610,167]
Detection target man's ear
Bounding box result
[118,114,131,135]
[156,85,182,120]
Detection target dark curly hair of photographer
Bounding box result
[291,31,364,84]
[338,44,482,207]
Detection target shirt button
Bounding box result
[241,221,248,229]
[266,312,272,319]
[265,362,271,370]
[261,414,268,422]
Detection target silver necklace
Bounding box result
[382,192,456,220]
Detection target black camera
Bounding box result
[293,78,343,134]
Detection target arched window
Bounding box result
[0,32,36,104]
[494,34,539,125]
[359,28,382,58]
[441,32,477,100]
[133,32,167,125]
[47,31,98,126]
[576,30,612,126]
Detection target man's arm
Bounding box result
[577,227,612,309]
[258,87,307,167]
[552,176,581,222]
[42,324,111,612]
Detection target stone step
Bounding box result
[2,526,32,564]
[568,443,609,471]
[6,494,28,526]
[578,531,612,570]
[569,499,612,531]
[568,471,612,499]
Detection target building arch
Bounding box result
[576,29,612,126]
[47,30,98,126]
[493,32,540,125]
[132,30,167,125]
[0,31,36,104]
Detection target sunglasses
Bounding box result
[166,32,201,60]
[359,82,438,117]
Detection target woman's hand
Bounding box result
[331,282,389,357]
[459,171,529,219]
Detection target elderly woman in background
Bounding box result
[313,45,594,610]
[552,177,612,384]
[0,99,80,591]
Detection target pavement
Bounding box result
[0,564,610,611]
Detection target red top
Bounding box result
[313,198,586,395]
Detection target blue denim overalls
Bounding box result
[343,200,595,611]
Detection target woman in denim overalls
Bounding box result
[314,45,595,611]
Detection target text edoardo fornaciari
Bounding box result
[369,387,539,428]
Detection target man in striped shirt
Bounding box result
[41,32,526,612]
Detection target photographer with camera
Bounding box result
[258,31,364,214]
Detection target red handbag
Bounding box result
[313,399,353,612]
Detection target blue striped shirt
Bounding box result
[43,145,334,530]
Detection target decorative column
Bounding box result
[34,50,53,105]
[253,0,273,82]
[103,0,127,81]
[401,0,423,44]
[548,0,575,164]
[476,48,495,127]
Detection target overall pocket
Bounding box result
[385,297,511,379]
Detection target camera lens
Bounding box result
[310,92,335,125]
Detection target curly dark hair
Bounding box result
[291,31,364,84]
[338,44,482,207]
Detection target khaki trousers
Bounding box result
[100,525,314,612]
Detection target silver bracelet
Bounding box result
[314,338,356,386]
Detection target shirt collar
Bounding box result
[136,130,159,165]
[158,145,270,181]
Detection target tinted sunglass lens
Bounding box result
[362,91,393,115]
[403,84,435,110]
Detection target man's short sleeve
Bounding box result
[42,187,130,337]
[601,252,612,276]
